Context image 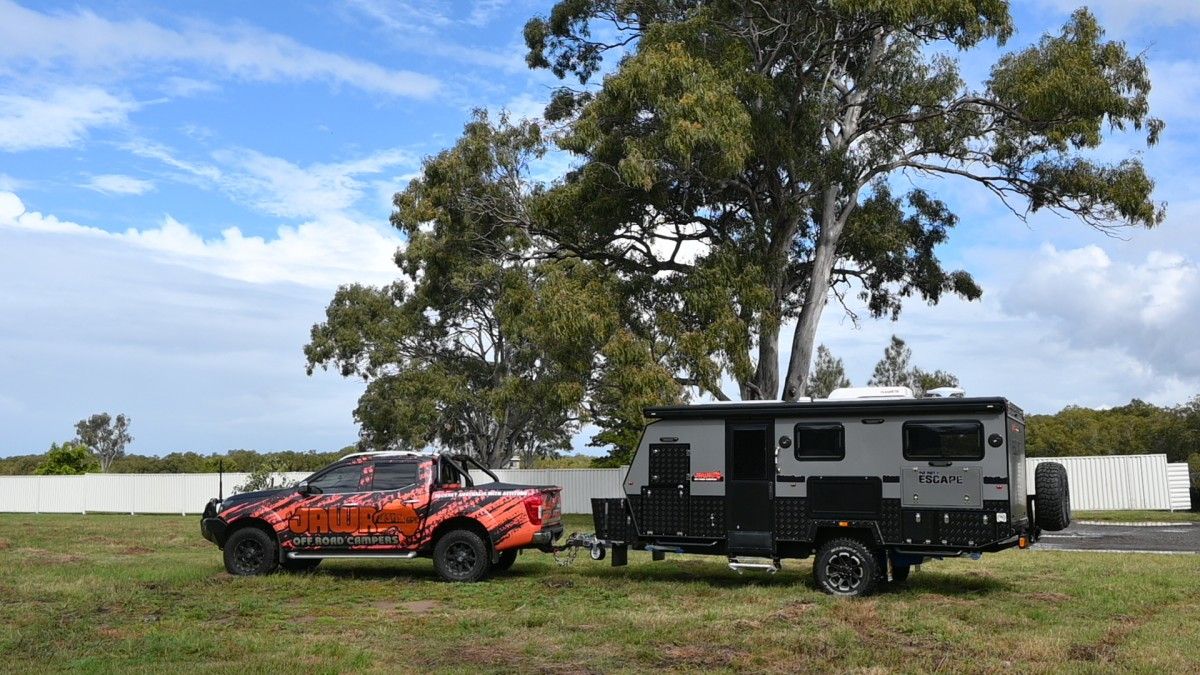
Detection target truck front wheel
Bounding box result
[223,527,278,576]
[813,538,880,597]
[434,529,492,582]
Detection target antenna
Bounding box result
[218,459,224,501]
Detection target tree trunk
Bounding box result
[782,186,854,399]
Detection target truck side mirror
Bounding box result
[296,481,315,495]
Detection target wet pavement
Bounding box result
[1034,521,1200,554]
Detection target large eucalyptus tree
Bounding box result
[525,0,1163,400]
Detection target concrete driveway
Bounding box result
[1034,521,1200,554]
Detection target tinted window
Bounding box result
[730,427,768,480]
[309,465,365,493]
[372,462,419,491]
[794,424,844,461]
[903,421,984,461]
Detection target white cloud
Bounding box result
[0,0,439,98]
[1041,0,1200,31]
[1004,244,1200,380]
[0,173,25,191]
[0,86,134,151]
[344,0,526,73]
[0,224,366,455]
[213,147,415,220]
[1148,60,1200,124]
[160,76,219,98]
[0,191,403,289]
[83,174,155,196]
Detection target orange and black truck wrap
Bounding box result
[201,452,562,582]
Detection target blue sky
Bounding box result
[1,0,1199,457]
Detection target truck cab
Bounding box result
[201,451,563,582]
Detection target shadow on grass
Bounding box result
[285,555,1013,597]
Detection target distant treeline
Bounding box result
[2,398,1197,475]
[1027,398,1199,465]
[0,448,357,476]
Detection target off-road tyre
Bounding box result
[1035,462,1072,532]
[814,538,880,597]
[493,549,518,573]
[280,557,321,573]
[434,529,492,582]
[224,527,279,576]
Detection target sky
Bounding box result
[1,0,1198,458]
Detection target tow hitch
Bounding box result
[550,533,627,567]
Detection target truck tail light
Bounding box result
[524,493,545,526]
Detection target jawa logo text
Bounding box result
[289,504,420,536]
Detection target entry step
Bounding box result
[728,557,781,574]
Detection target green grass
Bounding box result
[2,514,1199,673]
[1074,510,1200,523]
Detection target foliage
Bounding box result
[306,112,628,468]
[866,335,959,396]
[234,462,298,493]
[74,413,133,473]
[0,447,356,476]
[868,336,915,389]
[1027,397,1200,463]
[34,442,98,475]
[530,454,597,469]
[587,329,685,463]
[523,0,1163,403]
[805,345,852,399]
[911,369,961,396]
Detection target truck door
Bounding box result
[725,421,774,555]
[286,462,370,550]
[367,461,427,549]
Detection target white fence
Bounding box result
[0,469,625,515]
[1166,463,1193,512]
[0,456,1190,515]
[1026,455,1192,511]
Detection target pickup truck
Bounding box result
[200,451,563,581]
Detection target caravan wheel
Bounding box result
[814,538,880,597]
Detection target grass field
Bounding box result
[2,514,1199,673]
[1074,509,1200,523]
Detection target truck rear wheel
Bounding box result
[223,527,278,576]
[434,529,492,582]
[814,538,880,597]
[1034,462,1072,532]
[493,549,518,573]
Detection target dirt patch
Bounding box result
[1068,614,1143,663]
[0,538,10,550]
[15,547,84,564]
[660,644,744,669]
[122,545,154,555]
[1028,591,1070,604]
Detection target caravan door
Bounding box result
[725,421,774,555]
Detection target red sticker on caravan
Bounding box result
[692,471,723,482]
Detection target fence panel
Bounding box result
[1166,463,1193,512]
[0,458,1180,514]
[1026,455,1170,511]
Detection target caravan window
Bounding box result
[794,424,845,461]
[903,421,984,461]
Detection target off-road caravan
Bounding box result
[590,391,1071,596]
